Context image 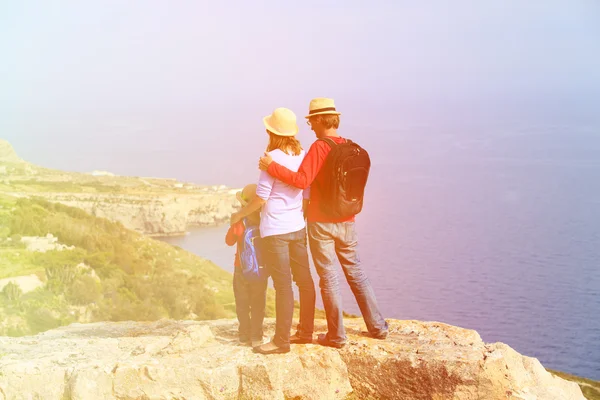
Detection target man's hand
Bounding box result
[230,211,242,226]
[303,199,309,221]
[258,152,273,171]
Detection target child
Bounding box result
[225,183,268,347]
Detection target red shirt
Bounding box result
[267,136,355,223]
[225,220,245,268]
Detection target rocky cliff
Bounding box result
[12,191,239,236]
[0,139,239,236]
[0,140,22,164]
[0,318,585,400]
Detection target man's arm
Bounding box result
[302,186,310,220]
[302,199,309,220]
[260,141,328,189]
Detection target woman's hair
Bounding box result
[311,114,340,129]
[266,131,303,155]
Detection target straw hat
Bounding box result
[236,183,257,206]
[263,107,299,137]
[305,97,342,118]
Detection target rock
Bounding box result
[90,170,115,177]
[0,319,585,399]
[1,139,239,235]
[75,263,100,281]
[0,274,44,294]
[0,139,23,164]
[20,234,75,253]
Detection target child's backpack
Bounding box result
[238,219,268,281]
[316,137,371,219]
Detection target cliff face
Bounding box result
[0,139,23,164]
[0,318,585,400]
[0,139,240,235]
[18,191,239,236]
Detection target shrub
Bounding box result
[68,275,101,305]
[45,264,78,292]
[26,307,62,334]
[2,281,23,302]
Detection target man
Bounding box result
[258,97,388,348]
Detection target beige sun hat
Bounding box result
[305,97,342,118]
[263,107,299,137]
[236,183,257,206]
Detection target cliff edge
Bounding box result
[0,318,585,399]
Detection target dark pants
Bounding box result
[263,227,316,349]
[233,268,268,342]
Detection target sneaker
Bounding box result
[317,333,345,349]
[289,332,313,344]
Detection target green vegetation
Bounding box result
[0,195,323,337]
[0,168,203,196]
[548,369,600,400]
[4,179,122,194]
[0,196,239,336]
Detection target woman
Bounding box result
[230,107,316,354]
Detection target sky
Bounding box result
[1,0,599,186]
[3,3,600,379]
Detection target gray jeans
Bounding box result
[307,221,388,345]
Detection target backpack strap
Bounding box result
[242,217,259,231]
[319,137,350,148]
[318,137,337,148]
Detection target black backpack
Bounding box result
[315,137,371,219]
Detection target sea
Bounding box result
[162,122,600,380]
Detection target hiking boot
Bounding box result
[251,336,269,348]
[252,341,290,355]
[289,332,313,344]
[361,330,389,340]
[373,330,388,340]
[317,333,345,349]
